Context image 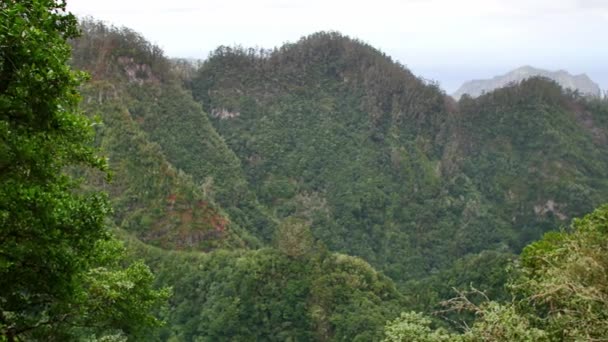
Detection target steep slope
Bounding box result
[409,80,608,309]
[189,32,506,283]
[449,78,608,246]
[411,77,608,312]
[69,22,412,341]
[70,20,274,247]
[76,80,252,250]
[453,65,601,99]
[68,21,608,334]
[189,33,608,289]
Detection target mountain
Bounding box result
[189,33,608,288]
[453,65,602,99]
[70,20,269,250]
[65,20,608,340]
[68,22,411,340]
[190,33,469,282]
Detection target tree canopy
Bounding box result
[0,1,167,340]
[383,204,608,341]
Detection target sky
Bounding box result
[67,0,608,93]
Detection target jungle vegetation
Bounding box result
[3,1,608,340]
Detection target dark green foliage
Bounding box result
[77,81,253,251]
[454,78,608,248]
[127,240,404,341]
[71,20,276,245]
[0,0,109,337]
[64,19,608,340]
[191,39,608,292]
[0,2,167,340]
[186,33,504,288]
[190,34,458,282]
[385,204,608,341]
[125,80,277,241]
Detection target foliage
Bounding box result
[385,205,608,341]
[0,1,167,340]
[275,217,315,257]
[384,304,547,342]
[190,34,463,284]
[126,240,404,341]
[65,19,608,340]
[462,302,548,342]
[25,237,170,340]
[77,84,252,251]
[70,18,169,81]
[455,78,608,249]
[71,19,273,248]
[189,33,583,291]
[516,204,608,340]
[383,312,456,342]
[190,40,608,313]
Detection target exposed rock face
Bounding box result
[453,66,601,99]
[211,108,240,119]
[534,199,567,221]
[117,56,159,85]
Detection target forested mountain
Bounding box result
[70,20,273,250]
[62,21,408,340]
[190,33,452,283]
[189,33,608,291]
[57,19,608,340]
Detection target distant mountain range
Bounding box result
[453,66,602,99]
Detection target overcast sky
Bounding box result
[68,0,608,93]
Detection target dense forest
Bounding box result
[2,1,608,341]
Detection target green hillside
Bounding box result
[189,32,608,289]
[6,2,608,340]
[451,79,608,245]
[128,238,405,341]
[64,19,608,340]
[65,22,414,340]
[69,20,279,250]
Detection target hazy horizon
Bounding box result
[68,0,608,93]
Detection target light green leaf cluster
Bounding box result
[383,312,457,342]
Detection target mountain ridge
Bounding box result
[453,65,602,99]
[64,22,608,340]
[189,32,608,286]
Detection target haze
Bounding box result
[68,0,608,93]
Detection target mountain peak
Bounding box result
[453,66,601,99]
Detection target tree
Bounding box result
[384,205,608,341]
[0,1,168,340]
[275,217,315,257]
[515,204,608,340]
[382,311,456,342]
